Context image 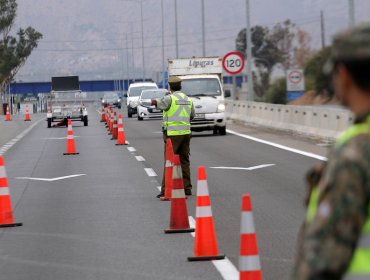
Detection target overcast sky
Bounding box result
[13,0,370,82]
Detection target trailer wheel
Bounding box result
[84,116,88,126]
[47,118,52,128]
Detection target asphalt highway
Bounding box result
[0,106,329,279]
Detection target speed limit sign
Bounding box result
[222,52,245,75]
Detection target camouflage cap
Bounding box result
[168,76,182,85]
[324,23,370,74]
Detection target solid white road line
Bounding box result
[210,164,275,171]
[227,129,327,161]
[16,174,86,182]
[144,168,157,177]
[188,216,239,280]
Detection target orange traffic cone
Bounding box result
[116,114,128,145]
[164,155,194,234]
[160,138,174,201]
[0,156,22,228]
[188,166,225,261]
[63,120,79,155]
[111,112,118,140]
[105,106,110,128]
[5,105,11,121]
[109,109,114,135]
[240,194,262,280]
[100,106,106,122]
[24,104,31,121]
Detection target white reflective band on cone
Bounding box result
[196,206,213,218]
[68,125,72,130]
[118,128,124,132]
[241,212,256,234]
[0,167,7,178]
[67,135,74,140]
[197,180,209,196]
[0,187,10,196]
[172,166,182,179]
[239,256,261,271]
[165,160,172,167]
[113,124,117,128]
[118,119,123,124]
[172,189,185,199]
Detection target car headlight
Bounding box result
[217,103,225,112]
[118,99,121,102]
[102,99,105,103]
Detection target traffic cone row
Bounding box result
[24,104,31,121]
[0,156,22,228]
[63,119,79,155]
[100,106,106,122]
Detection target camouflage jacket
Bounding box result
[292,112,370,280]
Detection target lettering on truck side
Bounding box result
[188,60,214,68]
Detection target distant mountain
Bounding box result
[13,0,370,82]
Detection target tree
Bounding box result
[304,46,333,98]
[0,0,42,96]
[264,77,287,104]
[294,29,313,68]
[236,25,283,97]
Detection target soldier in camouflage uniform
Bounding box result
[292,23,370,279]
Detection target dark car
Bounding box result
[102,92,121,108]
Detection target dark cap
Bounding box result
[168,76,182,85]
[324,23,370,74]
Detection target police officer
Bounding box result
[292,23,370,279]
[151,76,195,198]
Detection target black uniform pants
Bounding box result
[161,134,192,192]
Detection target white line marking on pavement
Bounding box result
[210,164,275,171]
[135,156,145,161]
[226,129,327,161]
[0,118,44,156]
[144,168,157,177]
[188,216,239,280]
[127,147,136,152]
[15,174,86,182]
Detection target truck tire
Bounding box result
[47,118,52,128]
[138,115,143,121]
[219,126,226,135]
[84,116,88,126]
[64,119,68,127]
[213,128,218,135]
[128,107,132,118]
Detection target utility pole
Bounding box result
[161,0,166,88]
[140,0,145,81]
[201,0,206,57]
[126,33,130,89]
[174,0,179,58]
[245,0,254,101]
[320,10,326,49]
[349,0,355,27]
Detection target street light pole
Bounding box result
[174,0,179,58]
[349,0,355,27]
[126,33,130,89]
[140,0,145,81]
[246,0,254,101]
[161,0,166,88]
[201,0,206,57]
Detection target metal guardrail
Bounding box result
[225,100,353,140]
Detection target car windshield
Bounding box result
[103,92,118,99]
[140,90,166,100]
[181,78,221,97]
[129,86,157,97]
[53,91,81,101]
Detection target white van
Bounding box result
[125,82,158,118]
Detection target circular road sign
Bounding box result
[222,52,245,75]
[288,70,303,84]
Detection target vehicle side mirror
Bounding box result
[224,89,231,98]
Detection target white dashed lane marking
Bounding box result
[127,147,136,152]
[135,156,145,162]
[144,168,157,177]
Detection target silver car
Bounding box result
[137,89,168,121]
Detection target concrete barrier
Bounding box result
[225,100,353,140]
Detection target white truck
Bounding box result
[168,57,230,135]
